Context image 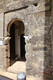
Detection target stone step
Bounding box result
[0,71,17,80]
[7,61,26,74]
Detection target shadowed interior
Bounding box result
[9,21,26,66]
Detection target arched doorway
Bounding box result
[7,19,26,66]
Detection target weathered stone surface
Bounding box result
[0,0,51,13]
[0,0,53,80]
[0,46,6,70]
[4,2,52,80]
[0,13,4,38]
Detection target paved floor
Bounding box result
[0,61,26,80]
[0,71,43,80]
[0,75,12,80]
[0,71,17,80]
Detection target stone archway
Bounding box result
[6,18,26,68]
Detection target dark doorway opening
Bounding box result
[20,34,26,61]
[10,23,15,65]
[8,20,26,66]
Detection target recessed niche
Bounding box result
[33,3,38,7]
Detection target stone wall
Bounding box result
[51,0,53,78]
[0,0,51,13]
[0,0,53,80]
[26,11,52,80]
[0,13,6,71]
[0,46,6,71]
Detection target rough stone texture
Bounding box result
[51,0,53,78]
[0,13,3,38]
[26,11,52,80]
[0,0,53,80]
[0,0,51,13]
[0,46,6,70]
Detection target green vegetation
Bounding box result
[48,0,52,11]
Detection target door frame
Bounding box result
[6,18,25,69]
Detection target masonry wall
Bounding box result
[0,13,6,70]
[26,10,52,80]
[0,0,53,80]
[51,0,53,77]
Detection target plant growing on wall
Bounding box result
[48,0,52,11]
